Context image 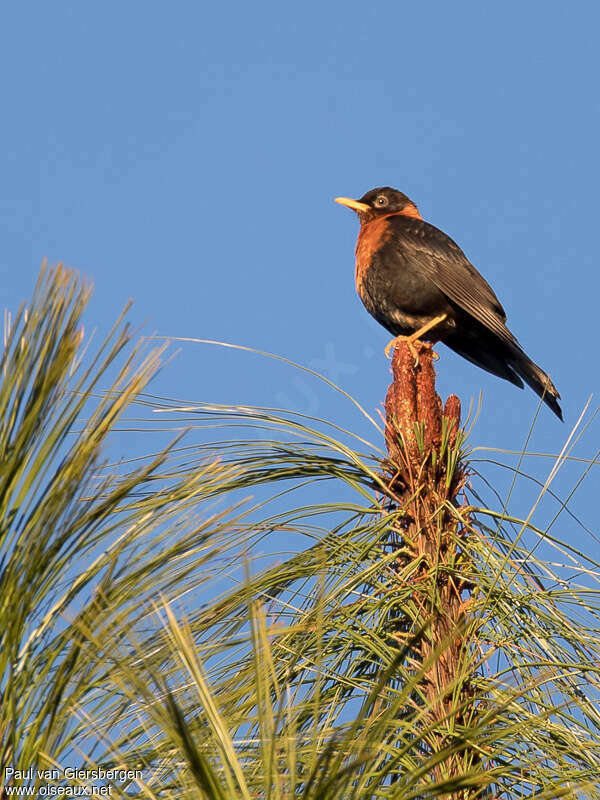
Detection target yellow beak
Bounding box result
[334,196,371,213]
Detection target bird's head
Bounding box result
[335,186,421,223]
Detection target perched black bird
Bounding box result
[335,186,562,420]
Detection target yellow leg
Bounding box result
[384,314,448,359]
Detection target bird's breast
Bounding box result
[355,217,395,299]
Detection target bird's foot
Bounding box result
[385,314,448,363]
[385,335,420,362]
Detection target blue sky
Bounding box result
[2,3,598,552]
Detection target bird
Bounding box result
[335,186,563,420]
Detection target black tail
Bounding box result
[445,327,563,421]
[508,345,563,420]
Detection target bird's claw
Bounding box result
[385,336,420,366]
[384,338,397,359]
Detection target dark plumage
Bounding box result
[335,186,563,420]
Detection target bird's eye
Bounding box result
[375,195,389,207]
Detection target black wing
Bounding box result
[390,216,518,348]
[388,216,563,419]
